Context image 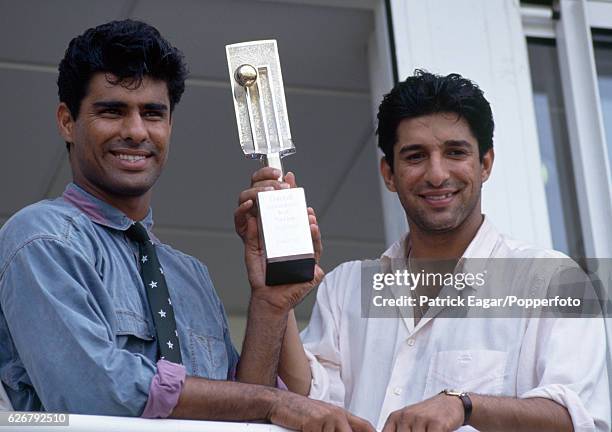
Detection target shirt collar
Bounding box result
[461,216,499,259]
[381,216,499,259]
[380,216,501,290]
[62,182,155,232]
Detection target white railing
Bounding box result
[2,414,291,431]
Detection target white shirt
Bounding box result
[301,218,610,431]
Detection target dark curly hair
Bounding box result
[58,19,188,122]
[376,70,494,170]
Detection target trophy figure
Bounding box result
[226,40,315,285]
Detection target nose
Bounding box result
[120,111,148,143]
[424,153,450,187]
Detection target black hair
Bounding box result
[58,19,188,121]
[376,70,494,169]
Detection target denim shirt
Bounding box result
[0,183,239,415]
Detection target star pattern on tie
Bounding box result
[125,222,182,364]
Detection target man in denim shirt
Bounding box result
[0,19,373,432]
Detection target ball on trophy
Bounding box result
[235,64,258,87]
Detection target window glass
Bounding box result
[592,29,612,183]
[527,38,584,258]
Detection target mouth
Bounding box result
[109,150,153,170]
[419,190,459,207]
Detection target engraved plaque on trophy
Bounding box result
[226,40,315,285]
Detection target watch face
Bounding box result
[444,389,464,396]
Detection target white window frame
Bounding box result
[523,0,612,258]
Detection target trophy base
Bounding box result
[266,257,316,286]
[257,187,316,286]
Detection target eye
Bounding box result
[404,152,426,163]
[99,108,121,117]
[448,149,468,157]
[143,111,165,120]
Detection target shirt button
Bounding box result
[407,338,415,346]
[393,387,402,396]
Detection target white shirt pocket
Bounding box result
[423,350,507,399]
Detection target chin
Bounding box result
[105,178,156,197]
[411,213,461,233]
[424,222,458,233]
[117,185,154,197]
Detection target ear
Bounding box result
[380,156,397,192]
[480,148,494,183]
[57,103,75,144]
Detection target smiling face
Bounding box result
[381,112,493,235]
[58,72,172,204]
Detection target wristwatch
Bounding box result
[441,389,472,426]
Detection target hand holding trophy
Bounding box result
[227,40,316,286]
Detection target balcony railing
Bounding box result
[0,413,291,431]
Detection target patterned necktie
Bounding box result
[125,222,182,364]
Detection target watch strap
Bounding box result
[458,393,472,426]
[441,389,472,426]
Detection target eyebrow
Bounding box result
[92,101,168,111]
[398,140,474,154]
[445,140,473,148]
[398,144,425,155]
[93,101,127,110]
[143,103,168,112]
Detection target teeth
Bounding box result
[117,154,146,162]
[426,193,453,201]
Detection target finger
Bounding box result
[396,424,411,432]
[307,207,321,256]
[411,418,425,432]
[337,423,351,432]
[304,422,317,432]
[238,186,274,206]
[251,167,282,184]
[235,198,254,215]
[381,418,397,432]
[311,223,323,263]
[284,171,297,188]
[243,213,262,255]
[234,199,254,238]
[310,219,320,238]
[277,276,319,309]
[332,417,351,432]
[425,424,443,432]
[251,179,291,190]
[397,417,413,432]
[312,265,325,286]
[242,214,267,285]
[321,419,336,432]
[347,413,376,432]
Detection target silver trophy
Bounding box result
[226,40,315,285]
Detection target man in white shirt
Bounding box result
[236,70,610,431]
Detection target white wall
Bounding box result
[387,0,553,249]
